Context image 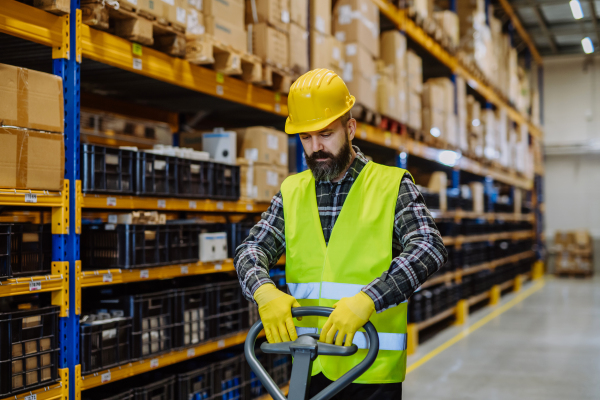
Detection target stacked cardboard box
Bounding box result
[288,0,309,74]
[555,230,594,275]
[201,0,247,51]
[311,0,331,35]
[456,75,468,152]
[333,0,379,111]
[311,32,345,76]
[409,0,433,19]
[466,95,483,157]
[422,78,456,146]
[376,61,398,120]
[433,10,459,47]
[407,50,423,130]
[235,127,289,202]
[0,64,65,191]
[379,31,408,122]
[247,0,291,68]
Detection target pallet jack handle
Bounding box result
[244,306,379,400]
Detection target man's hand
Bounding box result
[254,284,302,343]
[319,291,376,346]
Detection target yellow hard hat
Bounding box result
[285,68,355,134]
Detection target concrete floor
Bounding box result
[403,277,600,400]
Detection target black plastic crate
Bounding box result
[0,224,53,280]
[178,159,214,198]
[212,163,240,201]
[173,285,212,348]
[0,306,60,397]
[213,355,245,400]
[80,314,132,374]
[226,220,254,259]
[82,144,135,194]
[177,365,213,400]
[168,224,200,264]
[134,152,178,196]
[265,353,291,388]
[84,388,135,400]
[209,282,250,339]
[134,376,176,400]
[82,224,172,270]
[97,290,175,360]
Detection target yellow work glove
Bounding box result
[254,283,302,343]
[319,291,375,347]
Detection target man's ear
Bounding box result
[347,118,357,141]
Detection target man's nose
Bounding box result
[311,136,323,153]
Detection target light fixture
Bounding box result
[570,0,584,19]
[472,119,480,127]
[582,37,594,53]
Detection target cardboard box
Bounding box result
[186,8,205,34]
[422,81,445,112]
[245,0,290,32]
[380,30,407,84]
[139,0,163,19]
[186,0,202,11]
[240,163,288,202]
[234,126,288,167]
[290,0,308,28]
[115,16,154,46]
[469,182,484,213]
[33,0,70,15]
[162,0,188,31]
[289,23,309,74]
[434,10,459,47]
[345,71,377,111]
[205,16,247,51]
[0,64,64,133]
[344,43,375,78]
[0,127,64,191]
[333,0,379,57]
[377,74,400,120]
[411,0,433,18]
[408,92,421,130]
[310,0,331,34]
[204,0,245,26]
[250,22,289,67]
[422,107,445,138]
[407,50,422,93]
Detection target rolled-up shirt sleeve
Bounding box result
[362,174,448,312]
[234,191,286,303]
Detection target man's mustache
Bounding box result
[308,151,334,161]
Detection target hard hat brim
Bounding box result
[284,95,356,135]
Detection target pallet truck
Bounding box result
[244,306,379,400]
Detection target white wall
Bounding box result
[543,55,600,272]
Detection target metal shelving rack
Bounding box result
[0,0,545,398]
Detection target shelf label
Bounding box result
[107,197,117,207]
[214,264,222,271]
[218,339,225,348]
[181,266,189,274]
[245,204,253,211]
[140,270,149,279]
[101,371,111,383]
[103,274,113,283]
[189,201,197,209]
[108,214,118,224]
[216,72,224,83]
[157,199,166,208]
[150,358,159,368]
[29,281,42,292]
[24,395,37,400]
[274,103,281,113]
[275,93,281,102]
[216,202,224,210]
[133,58,142,70]
[132,43,143,56]
[384,132,392,146]
[24,193,37,203]
[187,348,195,358]
[360,129,367,139]
[216,85,224,96]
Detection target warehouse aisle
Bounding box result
[402,277,600,399]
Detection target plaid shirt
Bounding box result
[234,146,448,312]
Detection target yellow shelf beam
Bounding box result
[0,369,67,400]
[442,230,535,246]
[0,274,65,297]
[371,0,543,139]
[429,210,535,222]
[81,193,268,212]
[357,124,534,190]
[0,0,67,48]
[80,259,235,287]
[80,25,288,117]
[256,384,290,400]
[80,331,263,390]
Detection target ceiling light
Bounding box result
[570,0,584,19]
[582,37,594,53]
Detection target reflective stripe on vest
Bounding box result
[281,161,411,384]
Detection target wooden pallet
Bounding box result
[185,34,262,83]
[81,0,186,57]
[254,63,294,94]
[556,270,593,278]
[352,103,381,127]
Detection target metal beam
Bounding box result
[498,0,544,64]
[510,0,567,8]
[588,0,600,46]
[531,2,558,53]
[526,21,594,37]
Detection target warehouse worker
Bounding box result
[234,68,447,399]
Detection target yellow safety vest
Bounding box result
[280,161,410,384]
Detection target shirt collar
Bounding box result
[315,146,369,184]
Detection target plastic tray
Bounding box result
[80,315,132,374]
[82,144,135,194]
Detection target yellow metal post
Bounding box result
[489,285,501,305]
[513,275,523,292]
[51,261,69,317]
[60,367,69,399]
[454,299,469,325]
[52,179,70,234]
[407,323,418,355]
[75,364,82,400]
[532,260,545,280]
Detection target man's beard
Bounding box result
[305,136,353,182]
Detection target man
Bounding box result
[235,68,447,399]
